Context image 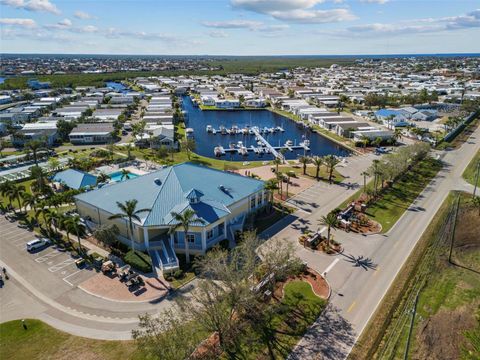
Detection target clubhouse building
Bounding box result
[74,163,266,272]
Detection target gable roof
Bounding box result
[53,169,97,190]
[75,163,264,227]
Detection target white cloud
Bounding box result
[74,10,93,20]
[231,0,355,24]
[78,25,98,33]
[57,18,72,27]
[0,17,36,27]
[202,19,263,29]
[331,8,480,37]
[0,0,61,15]
[232,0,325,13]
[208,30,229,38]
[270,8,356,23]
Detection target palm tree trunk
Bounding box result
[316,166,320,180]
[77,233,82,254]
[184,230,190,264]
[327,226,331,249]
[128,219,135,252]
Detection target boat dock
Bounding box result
[251,127,284,162]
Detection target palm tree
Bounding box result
[272,158,282,173]
[30,166,49,195]
[285,171,295,198]
[47,157,61,173]
[169,209,205,264]
[298,156,310,175]
[263,179,279,212]
[370,159,382,197]
[64,215,85,253]
[324,155,340,184]
[36,206,55,238]
[22,192,36,213]
[360,135,369,152]
[361,171,369,194]
[6,185,25,214]
[275,171,284,196]
[318,212,339,250]
[109,199,151,251]
[120,169,131,181]
[0,181,15,211]
[25,139,45,166]
[311,156,323,180]
[96,172,110,184]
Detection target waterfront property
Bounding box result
[74,163,265,272]
[69,123,115,144]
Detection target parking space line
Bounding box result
[63,270,82,286]
[48,258,76,272]
[35,250,62,263]
[347,301,357,313]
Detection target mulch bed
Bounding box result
[274,267,330,300]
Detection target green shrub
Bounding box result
[173,269,184,279]
[123,250,152,273]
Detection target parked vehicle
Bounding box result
[75,258,86,268]
[26,238,51,252]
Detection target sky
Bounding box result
[0,0,479,55]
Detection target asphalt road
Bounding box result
[286,124,480,359]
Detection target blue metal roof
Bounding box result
[75,163,264,227]
[375,109,400,117]
[53,169,97,190]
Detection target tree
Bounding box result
[25,139,45,166]
[272,158,282,173]
[132,311,206,360]
[6,184,25,214]
[109,199,151,252]
[181,138,196,160]
[47,157,60,173]
[361,171,369,193]
[311,156,323,180]
[0,139,6,158]
[30,165,50,195]
[0,181,15,211]
[263,179,279,212]
[324,155,340,184]
[56,119,75,141]
[64,215,85,251]
[369,159,382,197]
[22,192,36,213]
[298,155,310,175]
[120,169,131,181]
[285,170,295,198]
[275,171,284,196]
[96,172,110,184]
[93,224,120,248]
[169,209,205,264]
[318,212,339,250]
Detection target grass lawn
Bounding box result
[462,150,480,186]
[0,179,35,210]
[124,250,152,273]
[363,157,442,233]
[233,280,326,359]
[0,319,143,360]
[352,191,480,360]
[279,163,345,183]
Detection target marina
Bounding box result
[182,95,350,161]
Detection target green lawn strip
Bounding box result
[279,164,345,183]
[436,116,480,150]
[0,319,142,360]
[339,157,442,233]
[462,150,480,186]
[231,280,326,359]
[124,250,153,273]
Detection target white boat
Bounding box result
[186,128,195,138]
[214,147,222,157]
[212,129,217,134]
[237,141,243,147]
[206,125,213,133]
[276,126,285,132]
[302,139,310,146]
[285,140,293,147]
[238,146,248,156]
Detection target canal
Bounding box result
[182,96,350,161]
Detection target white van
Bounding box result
[26,238,51,252]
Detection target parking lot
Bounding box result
[0,215,95,290]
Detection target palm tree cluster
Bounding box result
[295,154,341,184]
[365,142,431,200]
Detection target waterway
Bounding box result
[181,95,350,161]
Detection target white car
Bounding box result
[26,238,51,252]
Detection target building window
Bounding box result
[207,229,213,239]
[218,223,224,235]
[186,234,195,243]
[250,197,256,209]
